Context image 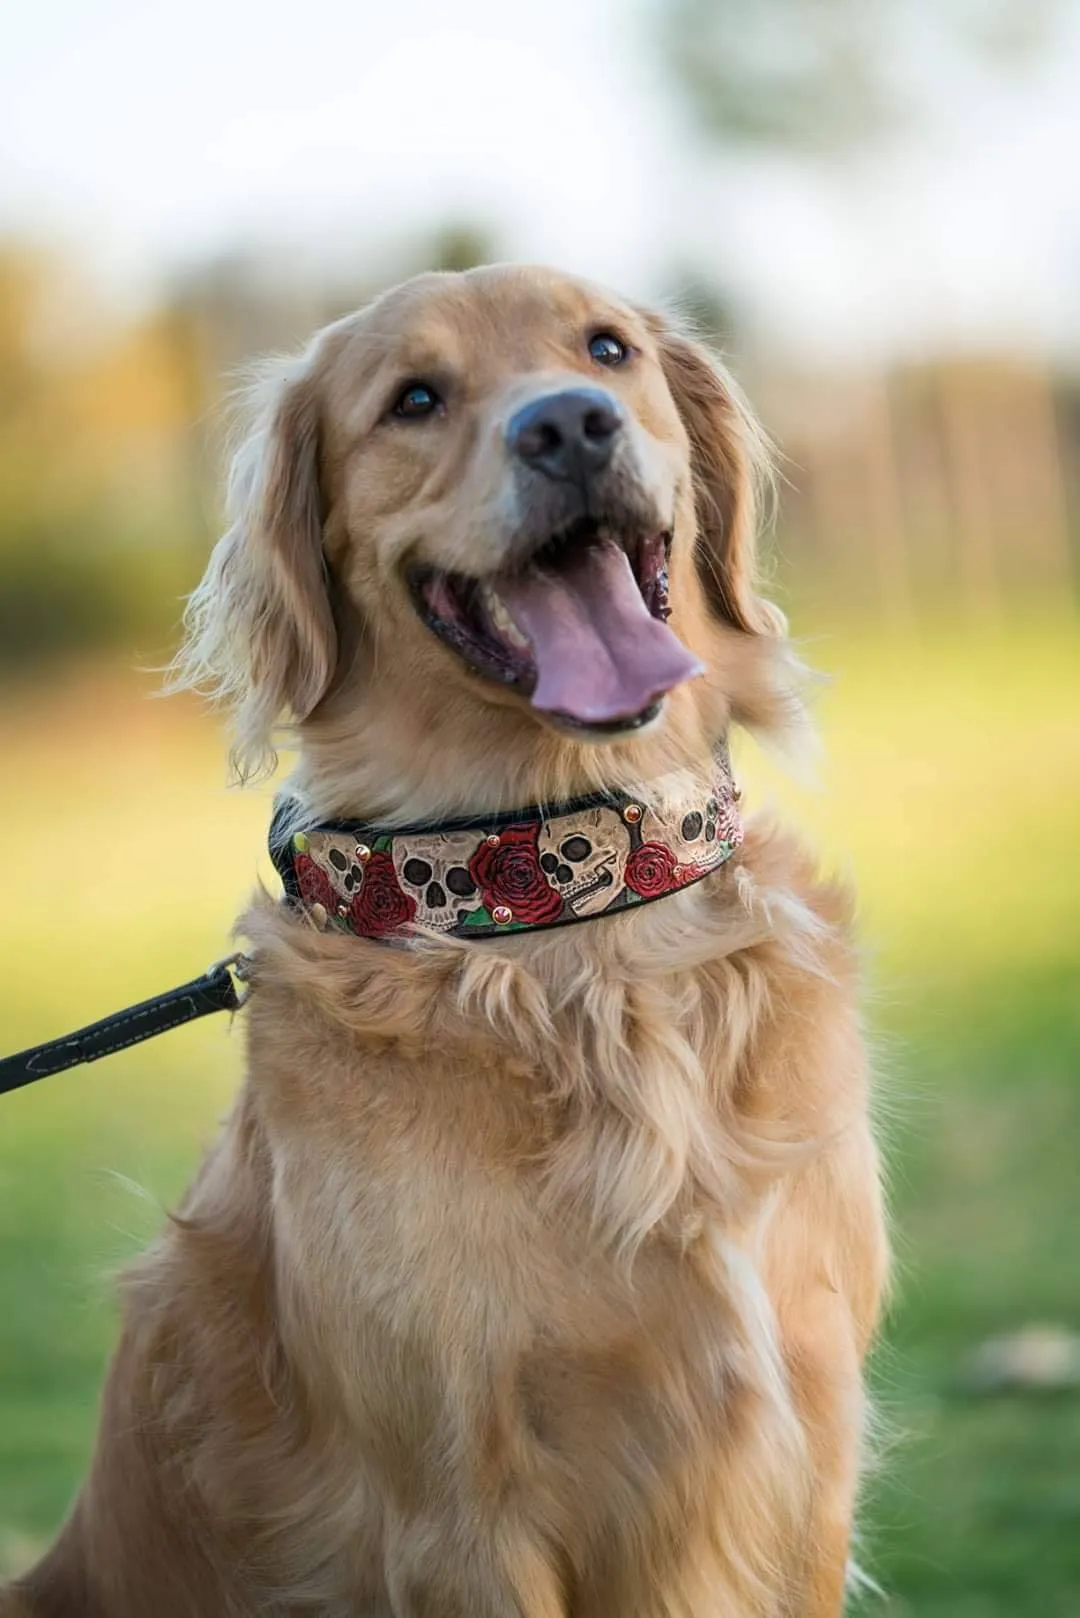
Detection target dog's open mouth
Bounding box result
[409,521,703,731]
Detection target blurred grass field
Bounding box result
[0,614,1078,1612]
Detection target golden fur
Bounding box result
[4,265,888,1617]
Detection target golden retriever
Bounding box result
[3,264,888,1617]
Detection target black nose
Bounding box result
[507,388,623,483]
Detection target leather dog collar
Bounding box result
[270,747,743,942]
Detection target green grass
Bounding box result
[1,614,1078,1610]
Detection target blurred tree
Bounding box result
[658,1,1073,620]
[663,0,1063,152]
[427,224,496,274]
[0,242,206,670]
[0,248,67,507]
[657,269,742,345]
[0,251,42,427]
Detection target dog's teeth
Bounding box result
[485,589,530,649]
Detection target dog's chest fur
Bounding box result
[215,868,833,1611]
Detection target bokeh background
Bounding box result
[1,2,1079,1610]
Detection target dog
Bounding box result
[4,264,888,1617]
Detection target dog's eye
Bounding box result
[588,332,627,367]
[393,382,443,420]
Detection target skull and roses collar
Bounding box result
[269,747,744,943]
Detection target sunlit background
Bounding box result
[1,2,1079,1610]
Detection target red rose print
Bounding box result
[468,823,564,925]
[294,853,338,914]
[348,850,417,937]
[624,841,679,898]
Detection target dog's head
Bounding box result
[178,265,788,805]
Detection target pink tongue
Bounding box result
[497,541,703,724]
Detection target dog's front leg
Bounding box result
[384,1512,565,1618]
[764,1123,888,1618]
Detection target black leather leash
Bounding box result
[0,957,246,1098]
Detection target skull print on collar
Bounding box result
[269,750,743,943]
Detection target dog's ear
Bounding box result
[648,316,784,639]
[172,362,337,779]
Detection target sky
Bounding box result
[2,0,1079,364]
